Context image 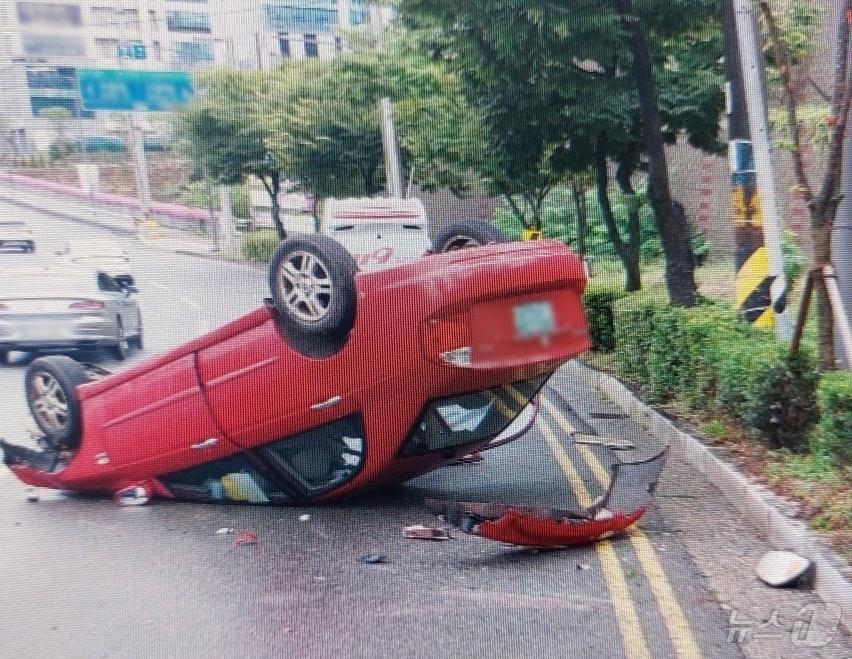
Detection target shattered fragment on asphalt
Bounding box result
[756,550,814,587]
[358,553,387,564]
[426,447,667,548]
[25,488,39,503]
[298,514,311,522]
[234,531,258,546]
[215,527,235,535]
[402,525,451,540]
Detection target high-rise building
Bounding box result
[0,1,389,148]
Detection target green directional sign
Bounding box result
[78,69,194,112]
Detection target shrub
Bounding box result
[612,298,818,450]
[813,372,852,464]
[583,287,624,353]
[241,229,279,262]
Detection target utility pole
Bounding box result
[732,0,792,340]
[723,0,774,329]
[129,111,152,221]
[834,1,852,368]
[378,97,404,198]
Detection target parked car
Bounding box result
[0,221,35,253]
[0,267,142,364]
[1,223,664,546]
[318,197,505,272]
[58,239,135,288]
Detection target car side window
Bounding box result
[259,414,365,495]
[160,453,291,504]
[97,272,121,292]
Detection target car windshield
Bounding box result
[399,373,551,456]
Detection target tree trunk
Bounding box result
[615,0,696,306]
[570,180,588,257]
[813,215,837,369]
[269,173,286,241]
[595,140,639,291]
[615,162,643,292]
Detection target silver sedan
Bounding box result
[0,268,142,364]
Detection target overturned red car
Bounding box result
[2,223,664,547]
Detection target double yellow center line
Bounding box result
[535,393,702,659]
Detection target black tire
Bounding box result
[433,221,508,253]
[111,319,130,361]
[25,356,89,451]
[268,235,357,344]
[0,350,8,365]
[131,313,144,350]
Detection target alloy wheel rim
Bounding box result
[278,250,334,322]
[30,372,70,433]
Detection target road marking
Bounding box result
[538,416,651,659]
[540,395,703,659]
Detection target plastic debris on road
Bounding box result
[298,514,311,522]
[756,550,814,587]
[215,527,235,535]
[25,488,39,503]
[234,530,258,546]
[402,524,451,541]
[358,553,387,564]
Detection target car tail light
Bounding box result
[422,313,472,367]
[69,300,105,310]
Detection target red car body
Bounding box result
[3,241,592,506]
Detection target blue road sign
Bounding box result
[78,69,194,112]
[117,42,146,60]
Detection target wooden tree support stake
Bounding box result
[790,265,852,370]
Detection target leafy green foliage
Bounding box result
[781,229,808,286]
[240,229,279,263]
[813,372,852,464]
[583,287,625,353]
[612,298,818,449]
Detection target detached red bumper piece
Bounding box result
[426,448,667,548]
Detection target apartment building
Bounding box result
[0,1,386,149]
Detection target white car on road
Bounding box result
[58,238,136,289]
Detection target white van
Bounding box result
[318,197,431,272]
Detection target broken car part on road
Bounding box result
[426,448,667,548]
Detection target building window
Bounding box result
[151,40,162,61]
[278,34,290,59]
[173,41,214,65]
[16,2,82,26]
[350,0,368,26]
[95,37,119,59]
[166,10,210,33]
[22,33,85,56]
[25,66,77,90]
[30,96,93,120]
[148,9,157,29]
[263,3,338,33]
[90,6,139,29]
[304,33,318,58]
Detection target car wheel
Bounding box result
[25,356,89,451]
[0,350,8,365]
[131,313,144,350]
[269,235,357,343]
[111,319,130,361]
[433,221,508,252]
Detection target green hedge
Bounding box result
[813,372,852,464]
[613,299,818,450]
[583,287,624,353]
[241,230,280,262]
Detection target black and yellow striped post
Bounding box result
[731,140,774,328]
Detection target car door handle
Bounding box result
[311,395,341,410]
[190,438,218,450]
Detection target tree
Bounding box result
[396,0,723,303]
[41,106,74,163]
[175,71,288,239]
[759,0,851,369]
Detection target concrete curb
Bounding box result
[566,360,852,634]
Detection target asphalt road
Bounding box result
[0,199,848,659]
